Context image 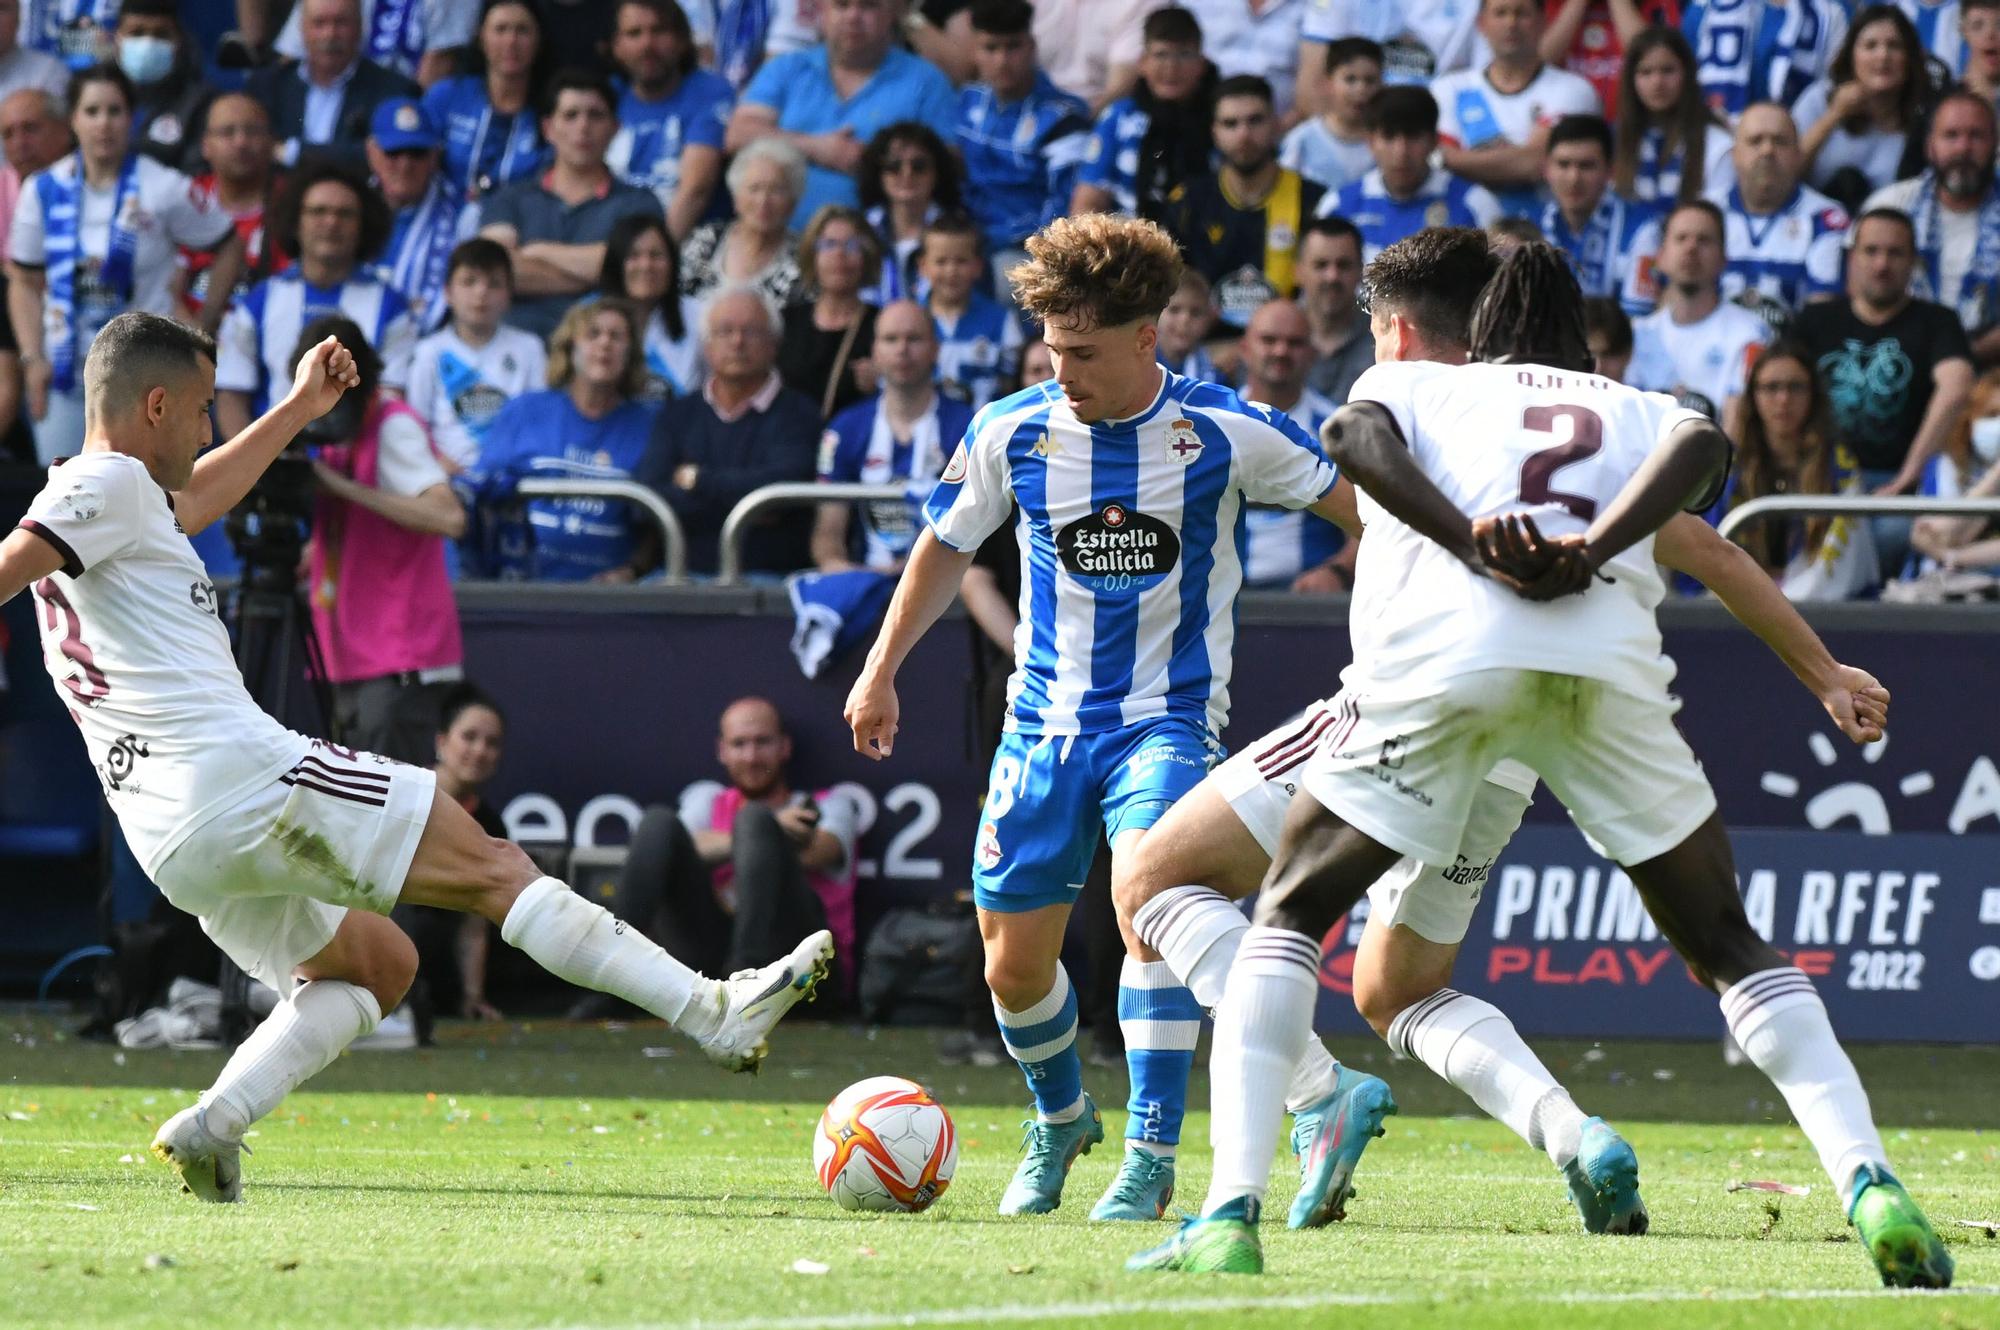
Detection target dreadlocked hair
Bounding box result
[1468,241,1593,372]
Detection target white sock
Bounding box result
[1387,988,1586,1168]
[501,876,720,1037]
[1285,1038,1342,1113]
[203,979,381,1140]
[1720,968,1888,1197]
[1133,885,1242,1008]
[1133,884,1343,1114]
[1202,927,1320,1216]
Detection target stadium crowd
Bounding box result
[6,0,2000,615]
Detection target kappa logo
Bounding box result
[1032,430,1062,459]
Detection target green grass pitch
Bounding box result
[4,1012,1997,1330]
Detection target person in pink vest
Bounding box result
[570,695,860,1020]
[299,313,468,764]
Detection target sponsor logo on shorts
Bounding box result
[1440,853,1495,893]
[189,579,217,615]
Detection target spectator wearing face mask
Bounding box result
[1909,368,2000,574]
[113,0,213,175]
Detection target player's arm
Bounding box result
[1654,513,1887,743]
[845,530,977,759]
[0,524,64,607]
[177,337,361,537]
[1580,415,1731,571]
[1320,401,1483,566]
[1304,475,1363,538]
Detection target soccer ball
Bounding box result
[813,1075,957,1213]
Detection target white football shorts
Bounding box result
[1287,670,1716,871]
[1216,698,1539,944]
[151,742,437,991]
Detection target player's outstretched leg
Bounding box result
[1626,814,1951,1288]
[153,911,415,1202]
[984,906,1103,1215]
[402,791,832,1073]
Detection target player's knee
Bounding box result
[360,922,419,1012]
[983,951,1058,1013]
[1684,922,1785,992]
[1351,972,1418,1039]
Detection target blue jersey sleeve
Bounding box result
[818,405,869,482]
[686,71,733,151]
[741,50,797,112]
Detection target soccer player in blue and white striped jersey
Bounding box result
[846,214,1357,1222]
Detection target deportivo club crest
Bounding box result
[1167,417,1201,464]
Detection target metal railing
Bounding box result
[514,477,688,582]
[716,482,911,584]
[1717,494,2000,540]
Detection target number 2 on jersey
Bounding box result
[1518,405,1604,521]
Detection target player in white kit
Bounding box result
[0,312,833,1204]
[1116,227,1896,1237]
[1131,244,1953,1287]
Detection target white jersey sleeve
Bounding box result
[145,160,233,251]
[9,172,44,266]
[1229,402,1340,508]
[374,411,450,497]
[921,398,1027,552]
[215,301,260,394]
[20,452,148,574]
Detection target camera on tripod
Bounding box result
[222,372,368,593]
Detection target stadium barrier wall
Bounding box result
[454,588,2000,1042]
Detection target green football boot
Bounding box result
[1848,1164,1953,1288]
[1126,1198,1264,1273]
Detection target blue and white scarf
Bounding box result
[39,154,138,393]
[715,0,772,91]
[366,0,425,75]
[1909,170,2000,330]
[380,177,461,331]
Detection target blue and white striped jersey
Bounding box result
[1241,387,1344,587]
[215,269,419,414]
[1539,193,1666,316]
[1683,0,1845,119]
[1706,181,1849,312]
[923,370,1340,735]
[1896,0,1964,78]
[955,73,1093,252]
[1317,168,1503,262]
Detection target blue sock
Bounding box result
[994,965,1085,1122]
[1119,958,1201,1155]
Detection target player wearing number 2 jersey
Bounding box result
[846,214,1365,1224]
[0,313,832,1207]
[1134,241,1952,1288]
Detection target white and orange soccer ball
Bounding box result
[812,1076,957,1213]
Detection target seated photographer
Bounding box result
[297,314,467,762]
[570,696,859,1020]
[466,298,661,581]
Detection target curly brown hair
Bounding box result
[1007,214,1184,332]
